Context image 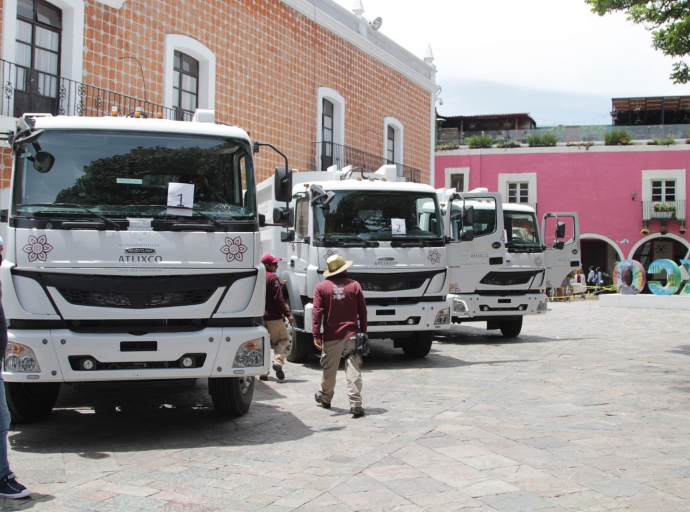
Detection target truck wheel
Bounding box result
[499,318,523,338]
[4,382,61,423]
[208,376,254,417]
[402,331,434,358]
[287,330,313,363]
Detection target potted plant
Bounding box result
[660,227,669,235]
[653,202,676,219]
[680,225,687,235]
[641,227,650,235]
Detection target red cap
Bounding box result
[261,254,282,265]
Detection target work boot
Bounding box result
[315,391,331,409]
[273,363,285,381]
[350,406,365,417]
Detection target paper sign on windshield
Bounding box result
[167,183,194,217]
[391,218,406,235]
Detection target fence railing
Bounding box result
[313,141,421,183]
[0,58,179,120]
[642,200,686,223]
[438,124,690,146]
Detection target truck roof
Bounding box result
[297,180,437,194]
[23,115,251,141]
[502,203,536,213]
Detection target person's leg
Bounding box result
[318,338,347,405]
[343,338,363,409]
[0,377,11,479]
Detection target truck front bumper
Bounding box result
[2,326,270,383]
[450,293,547,322]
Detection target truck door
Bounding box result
[542,212,580,290]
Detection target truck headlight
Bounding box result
[537,301,547,313]
[434,307,450,325]
[453,298,468,313]
[4,342,41,373]
[233,338,264,368]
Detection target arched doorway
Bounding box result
[581,236,623,283]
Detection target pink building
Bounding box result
[435,143,690,288]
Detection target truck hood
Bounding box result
[317,245,445,271]
[13,229,256,270]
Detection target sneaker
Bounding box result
[350,406,365,417]
[314,391,331,409]
[272,363,285,381]
[259,375,268,381]
[0,473,32,499]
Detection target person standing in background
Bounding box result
[260,254,293,381]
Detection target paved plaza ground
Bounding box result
[3,299,690,511]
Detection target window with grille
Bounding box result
[651,180,675,202]
[321,99,334,171]
[387,125,395,164]
[450,174,465,192]
[508,182,529,203]
[173,51,199,121]
[15,0,61,116]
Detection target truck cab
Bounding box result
[258,167,452,361]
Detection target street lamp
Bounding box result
[118,55,147,103]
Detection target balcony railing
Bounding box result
[0,58,180,120]
[642,200,686,223]
[313,141,421,183]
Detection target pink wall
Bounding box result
[435,146,690,258]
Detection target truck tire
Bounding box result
[4,382,61,423]
[208,376,254,417]
[287,329,313,363]
[499,317,523,338]
[402,331,434,358]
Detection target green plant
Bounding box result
[660,227,669,235]
[435,141,460,151]
[566,141,594,150]
[641,228,650,235]
[648,134,677,146]
[466,134,493,149]
[604,130,633,146]
[653,202,676,213]
[527,133,558,147]
[496,140,521,148]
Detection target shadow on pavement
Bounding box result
[668,345,690,356]
[436,324,560,345]
[9,379,313,455]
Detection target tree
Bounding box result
[586,0,690,83]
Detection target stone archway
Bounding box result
[629,234,690,293]
[580,234,624,281]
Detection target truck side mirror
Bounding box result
[463,205,474,228]
[462,229,474,242]
[273,206,294,227]
[281,230,295,242]
[274,167,293,203]
[554,240,565,250]
[555,221,566,239]
[259,213,266,227]
[0,210,7,223]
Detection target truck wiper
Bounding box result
[186,208,228,232]
[136,204,230,232]
[18,203,121,231]
[339,236,379,248]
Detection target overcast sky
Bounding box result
[330,0,690,126]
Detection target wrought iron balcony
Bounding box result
[642,200,686,224]
[313,141,421,183]
[0,58,181,120]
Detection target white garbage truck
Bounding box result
[256,165,452,361]
[0,110,293,422]
[433,189,579,337]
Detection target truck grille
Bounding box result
[479,270,541,286]
[58,289,216,308]
[347,269,446,293]
[359,279,425,292]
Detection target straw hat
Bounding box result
[324,254,353,277]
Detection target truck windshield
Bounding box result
[449,199,497,240]
[504,210,541,248]
[13,130,256,221]
[313,191,443,242]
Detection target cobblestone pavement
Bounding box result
[4,300,690,511]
